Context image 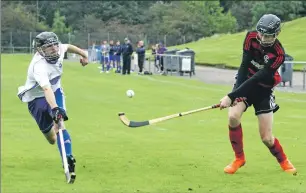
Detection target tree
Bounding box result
[52,10,72,43]
[251,1,304,25]
[52,10,71,34]
[144,1,237,45]
[1,2,49,46]
[230,1,255,31]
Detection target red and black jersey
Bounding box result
[228,30,285,100]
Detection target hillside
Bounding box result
[169,17,306,70]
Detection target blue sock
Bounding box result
[107,64,110,71]
[57,129,72,158]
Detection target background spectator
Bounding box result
[100,40,110,73]
[136,40,146,74]
[114,40,122,73]
[157,43,167,73]
[122,37,133,75]
[109,40,116,70]
[151,44,159,71]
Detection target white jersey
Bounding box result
[17,43,68,103]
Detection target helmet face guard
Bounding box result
[256,14,281,47]
[35,32,60,64]
[256,32,278,47]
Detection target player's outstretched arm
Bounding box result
[67,44,87,58]
[66,44,88,66]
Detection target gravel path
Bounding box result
[141,59,306,93]
[192,66,306,93]
[69,55,306,93]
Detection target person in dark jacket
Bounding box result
[122,38,133,75]
[109,40,116,70]
[136,40,146,74]
[157,43,167,72]
[151,44,159,71]
[114,40,122,73]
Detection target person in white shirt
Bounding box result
[17,31,88,183]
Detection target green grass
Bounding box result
[167,17,306,71]
[2,54,306,193]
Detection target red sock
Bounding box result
[268,138,287,163]
[229,124,245,160]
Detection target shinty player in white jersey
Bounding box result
[17,31,88,183]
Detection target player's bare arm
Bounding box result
[67,44,87,58]
[67,44,88,65]
[42,85,58,109]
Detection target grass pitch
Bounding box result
[2,54,306,193]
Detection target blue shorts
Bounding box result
[115,55,121,62]
[100,56,109,64]
[109,55,114,61]
[28,88,66,133]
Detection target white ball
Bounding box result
[126,89,135,98]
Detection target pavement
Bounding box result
[67,55,306,93]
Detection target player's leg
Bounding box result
[114,55,118,72]
[119,55,122,72]
[54,88,73,158]
[28,97,57,144]
[100,55,103,72]
[122,56,127,75]
[138,56,144,74]
[106,56,110,73]
[255,94,297,174]
[27,95,76,181]
[127,56,131,74]
[160,57,164,72]
[224,101,247,174]
[109,55,112,70]
[101,55,106,72]
[116,55,121,72]
[111,55,115,69]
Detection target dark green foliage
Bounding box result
[1,1,305,47]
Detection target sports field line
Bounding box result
[135,75,306,103]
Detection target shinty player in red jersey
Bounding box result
[219,14,297,175]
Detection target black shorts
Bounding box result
[241,85,279,115]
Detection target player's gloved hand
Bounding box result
[51,107,68,123]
